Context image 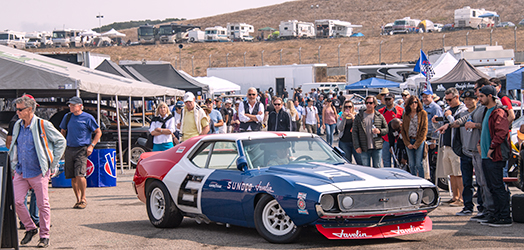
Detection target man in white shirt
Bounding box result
[239,87,265,132]
[303,99,320,133]
[294,100,304,132]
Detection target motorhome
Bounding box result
[204,26,229,42]
[279,20,315,39]
[0,30,26,49]
[315,19,362,38]
[187,28,205,43]
[454,6,499,29]
[226,23,254,41]
[137,24,156,45]
[392,17,421,34]
[346,64,417,84]
[52,29,85,48]
[428,45,514,66]
[25,32,53,48]
[158,23,200,43]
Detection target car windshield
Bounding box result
[241,137,346,169]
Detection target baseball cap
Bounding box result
[183,92,195,102]
[384,93,395,99]
[401,90,410,96]
[66,96,83,105]
[479,85,497,97]
[225,99,232,104]
[22,94,39,106]
[235,100,241,105]
[205,98,213,104]
[461,89,477,99]
[175,101,184,108]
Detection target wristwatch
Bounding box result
[91,143,96,147]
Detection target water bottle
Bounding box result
[372,125,378,138]
[466,115,473,133]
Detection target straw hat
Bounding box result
[377,88,390,98]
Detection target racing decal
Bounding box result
[297,192,308,215]
[104,151,116,178]
[226,181,274,193]
[176,146,186,153]
[208,182,222,189]
[315,169,351,178]
[178,174,205,208]
[332,229,373,239]
[86,159,94,178]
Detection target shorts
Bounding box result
[441,146,462,176]
[65,146,88,179]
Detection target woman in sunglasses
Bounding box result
[400,96,428,177]
[337,100,362,165]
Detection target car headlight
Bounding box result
[320,194,334,210]
[422,188,436,205]
[409,192,419,205]
[340,196,354,210]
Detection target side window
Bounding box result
[208,141,238,170]
[190,142,213,168]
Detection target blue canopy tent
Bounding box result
[345,77,400,89]
[350,32,364,37]
[506,67,524,116]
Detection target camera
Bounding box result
[435,117,444,122]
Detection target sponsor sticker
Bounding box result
[297,192,308,214]
[176,147,186,153]
[208,182,222,189]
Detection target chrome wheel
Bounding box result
[261,199,294,236]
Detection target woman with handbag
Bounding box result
[149,102,177,151]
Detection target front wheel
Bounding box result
[254,195,301,243]
[146,180,183,228]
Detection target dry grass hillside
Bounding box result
[27,0,524,78]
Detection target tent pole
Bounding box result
[521,92,523,117]
[142,97,145,127]
[76,88,80,97]
[97,93,100,131]
[128,96,132,170]
[115,95,124,173]
[163,95,166,103]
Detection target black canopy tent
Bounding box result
[431,59,490,96]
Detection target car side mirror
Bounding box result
[236,156,248,171]
[333,146,346,159]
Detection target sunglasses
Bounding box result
[401,94,409,97]
[274,103,282,106]
[366,102,374,105]
[445,98,454,102]
[344,105,352,109]
[412,101,418,104]
[16,107,28,112]
[248,93,256,96]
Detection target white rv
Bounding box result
[0,30,26,49]
[315,20,362,38]
[52,29,85,48]
[187,28,205,43]
[226,23,254,42]
[427,45,514,66]
[279,20,315,39]
[392,17,421,34]
[204,26,229,42]
[25,32,53,48]
[454,6,499,29]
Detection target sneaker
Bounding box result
[37,238,49,248]
[20,228,38,245]
[487,218,513,227]
[480,217,498,226]
[470,213,487,222]
[19,222,25,230]
[449,200,464,207]
[456,209,473,216]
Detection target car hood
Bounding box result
[265,162,432,193]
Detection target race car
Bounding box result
[133,132,439,243]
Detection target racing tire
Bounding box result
[125,145,149,167]
[512,194,524,223]
[254,195,302,243]
[146,180,184,228]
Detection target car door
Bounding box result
[200,141,249,226]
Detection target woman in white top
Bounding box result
[149,102,177,151]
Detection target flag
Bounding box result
[414,50,434,95]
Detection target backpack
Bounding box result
[146,115,173,149]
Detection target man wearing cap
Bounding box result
[376,88,389,111]
[60,96,102,210]
[378,93,403,168]
[239,87,265,132]
[205,98,224,134]
[400,90,410,109]
[173,101,184,140]
[223,99,234,133]
[477,85,512,226]
[10,95,66,247]
[180,92,210,141]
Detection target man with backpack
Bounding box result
[378,93,403,168]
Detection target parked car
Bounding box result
[433,23,444,32]
[133,132,439,243]
[496,22,515,28]
[518,19,524,26]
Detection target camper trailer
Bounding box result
[279,20,315,39]
[137,25,156,45]
[315,20,362,38]
[0,30,26,49]
[187,28,205,43]
[158,23,200,44]
[427,45,514,66]
[204,26,229,42]
[346,64,416,84]
[226,23,254,41]
[392,17,421,34]
[454,6,499,29]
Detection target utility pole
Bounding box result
[318,46,321,63]
[96,13,104,33]
[400,39,403,62]
[338,44,341,67]
[379,40,383,64]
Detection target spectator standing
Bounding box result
[173,101,184,140]
[477,85,512,227]
[303,99,320,134]
[337,100,362,164]
[205,99,224,134]
[223,99,234,133]
[490,78,515,123]
[294,100,304,131]
[239,87,265,132]
[400,90,411,109]
[282,88,289,101]
[286,100,300,131]
[376,88,389,110]
[322,99,339,146]
[400,96,428,177]
[267,97,292,131]
[11,96,66,247]
[353,96,388,168]
[231,101,241,133]
[422,91,443,141]
[60,96,102,210]
[149,102,177,151]
[180,92,210,141]
[432,88,467,206]
[378,93,404,168]
[316,95,324,135]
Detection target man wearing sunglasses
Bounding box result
[239,87,265,132]
[378,93,404,168]
[267,97,291,131]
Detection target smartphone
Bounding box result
[435,117,444,122]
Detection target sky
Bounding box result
[2,0,294,33]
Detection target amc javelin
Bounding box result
[132,132,439,243]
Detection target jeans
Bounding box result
[482,158,511,220]
[406,139,425,177]
[460,155,474,211]
[472,153,494,214]
[382,140,392,168]
[324,123,336,146]
[317,115,323,135]
[338,140,362,165]
[361,149,382,168]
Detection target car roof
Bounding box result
[198,131,319,141]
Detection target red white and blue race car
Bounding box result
[132,132,439,243]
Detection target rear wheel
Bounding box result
[146,180,183,228]
[125,145,149,167]
[254,195,301,243]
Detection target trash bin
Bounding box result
[51,160,71,188]
[86,142,117,187]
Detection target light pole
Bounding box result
[442,34,445,47]
[357,42,360,66]
[96,13,104,33]
[318,46,321,63]
[490,29,493,46]
[280,49,283,65]
[338,44,341,67]
[379,40,383,63]
[178,44,183,70]
[400,38,403,62]
[421,36,424,51]
[209,54,212,68]
[244,51,247,67]
[261,50,264,65]
[466,32,469,46]
[299,47,302,64]
[226,53,229,67]
[515,26,518,51]
[191,56,194,75]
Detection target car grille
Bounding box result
[339,189,421,212]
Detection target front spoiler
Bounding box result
[316,216,432,239]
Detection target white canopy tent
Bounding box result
[102,28,126,38]
[194,76,241,94]
[402,52,459,89]
[80,30,101,37]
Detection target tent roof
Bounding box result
[345,77,399,89]
[193,76,241,93]
[431,59,490,84]
[102,28,126,37]
[0,45,183,98]
[95,59,134,79]
[506,67,524,90]
[432,52,459,79]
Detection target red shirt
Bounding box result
[378,105,404,142]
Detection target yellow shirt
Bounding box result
[182,109,209,141]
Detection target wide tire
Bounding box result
[146,180,183,228]
[254,195,301,243]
